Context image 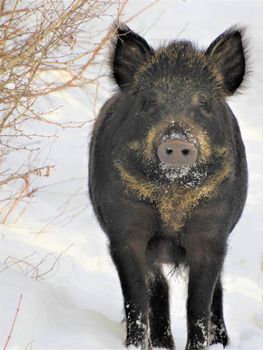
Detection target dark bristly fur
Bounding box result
[89,24,248,350]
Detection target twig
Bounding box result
[35,244,74,279]
[1,177,30,224]
[0,165,54,187]
[3,294,23,350]
[0,0,155,225]
[1,245,74,280]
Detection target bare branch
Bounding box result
[3,294,23,350]
[0,0,129,223]
[1,245,74,280]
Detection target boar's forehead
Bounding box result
[133,41,223,99]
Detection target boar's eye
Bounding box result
[199,99,211,113]
[192,94,211,113]
[199,97,208,107]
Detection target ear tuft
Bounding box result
[205,27,247,95]
[110,23,154,89]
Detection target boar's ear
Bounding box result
[205,27,246,95]
[111,24,154,89]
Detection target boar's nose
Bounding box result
[157,139,197,166]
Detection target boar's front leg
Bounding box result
[209,276,229,347]
[149,268,175,349]
[110,230,152,349]
[184,232,227,350]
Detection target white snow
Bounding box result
[0,1,262,349]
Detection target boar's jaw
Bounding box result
[159,161,208,188]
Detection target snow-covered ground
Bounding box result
[0,1,262,349]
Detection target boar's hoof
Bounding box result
[209,318,229,347]
[157,139,197,167]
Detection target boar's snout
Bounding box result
[157,138,197,167]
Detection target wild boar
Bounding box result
[88,24,248,350]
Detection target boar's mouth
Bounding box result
[159,161,208,188]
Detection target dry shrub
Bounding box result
[0,0,129,224]
[1,244,74,280]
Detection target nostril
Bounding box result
[181,149,190,156]
[165,148,173,155]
